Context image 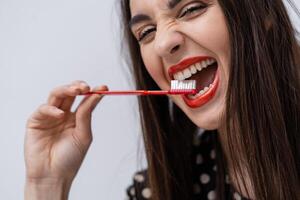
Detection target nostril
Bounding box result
[170,45,180,54]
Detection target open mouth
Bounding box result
[169,56,220,108]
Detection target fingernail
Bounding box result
[96,85,108,91]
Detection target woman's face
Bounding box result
[129,0,230,130]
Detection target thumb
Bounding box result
[75,85,108,134]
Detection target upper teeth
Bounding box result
[173,59,216,81]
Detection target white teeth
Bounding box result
[183,68,192,79]
[172,58,217,81]
[190,65,197,74]
[174,73,179,80]
[195,63,202,71]
[178,72,185,81]
[201,61,207,68]
[188,83,214,99]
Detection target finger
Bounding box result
[27,104,65,126]
[47,81,90,111]
[47,85,80,108]
[61,81,90,111]
[75,85,108,133]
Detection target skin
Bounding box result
[24,81,108,199]
[130,0,230,130]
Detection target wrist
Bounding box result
[25,177,72,200]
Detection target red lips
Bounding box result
[167,56,220,108]
[168,56,212,79]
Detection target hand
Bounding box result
[24,81,108,184]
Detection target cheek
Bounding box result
[141,47,169,89]
[185,6,230,70]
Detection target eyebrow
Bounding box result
[129,0,182,28]
[168,0,182,9]
[129,14,151,28]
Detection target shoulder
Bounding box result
[126,169,152,200]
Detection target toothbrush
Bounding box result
[83,80,197,96]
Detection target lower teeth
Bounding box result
[189,84,213,99]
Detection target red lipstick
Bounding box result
[182,68,220,108]
[168,56,212,79]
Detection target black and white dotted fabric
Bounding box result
[125,130,247,200]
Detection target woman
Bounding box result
[24,0,300,199]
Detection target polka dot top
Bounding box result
[125,130,250,200]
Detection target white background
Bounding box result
[0,0,299,199]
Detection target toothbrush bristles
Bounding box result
[170,80,197,94]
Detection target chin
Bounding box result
[170,87,226,132]
[170,105,225,131]
[193,118,222,130]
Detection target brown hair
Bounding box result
[119,0,300,199]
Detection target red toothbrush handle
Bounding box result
[83,90,196,95]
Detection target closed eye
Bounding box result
[138,26,156,42]
[178,3,207,19]
[135,2,209,43]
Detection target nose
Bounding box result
[154,28,184,57]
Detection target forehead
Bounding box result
[129,0,176,15]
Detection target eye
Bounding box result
[178,2,207,19]
[137,26,156,42]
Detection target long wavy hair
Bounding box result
[119,0,300,199]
